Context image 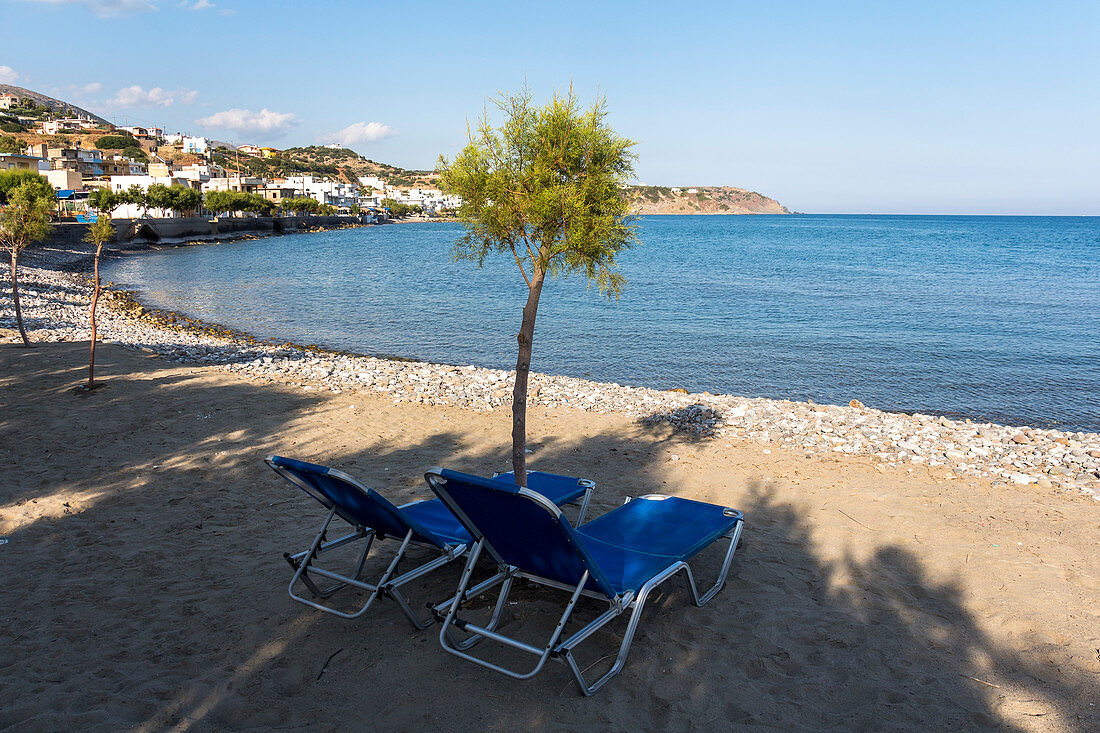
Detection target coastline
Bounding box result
[3,241,1100,730]
[4,238,1098,501]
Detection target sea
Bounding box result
[100,215,1100,432]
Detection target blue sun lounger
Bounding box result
[265,456,593,627]
[425,468,745,695]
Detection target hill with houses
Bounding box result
[1,85,789,218]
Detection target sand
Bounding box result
[1,340,1098,731]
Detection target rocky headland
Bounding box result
[628,185,790,215]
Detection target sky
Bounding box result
[2,0,1098,215]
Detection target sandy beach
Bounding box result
[1,248,1098,731]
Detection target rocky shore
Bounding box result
[4,246,1098,501]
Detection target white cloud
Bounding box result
[0,66,19,84]
[68,82,103,98]
[178,0,213,9]
[195,108,299,139]
[20,0,159,18]
[323,121,396,147]
[105,85,198,109]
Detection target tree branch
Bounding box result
[509,242,531,288]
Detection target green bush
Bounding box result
[95,133,139,150]
[0,171,53,205]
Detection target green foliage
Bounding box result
[6,106,46,118]
[95,133,139,150]
[349,204,361,215]
[146,183,204,215]
[632,185,671,203]
[438,86,638,481]
[0,121,26,133]
[0,135,24,153]
[203,190,275,216]
[122,145,149,163]
[172,186,202,214]
[87,187,118,213]
[280,197,320,215]
[0,171,53,206]
[84,215,114,250]
[120,184,147,214]
[150,184,201,214]
[146,183,173,212]
[0,181,54,255]
[380,198,421,218]
[438,87,638,297]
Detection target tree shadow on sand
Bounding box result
[0,344,1096,731]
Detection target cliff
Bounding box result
[628,185,789,215]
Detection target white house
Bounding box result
[182,136,209,155]
[284,175,361,209]
[357,175,387,192]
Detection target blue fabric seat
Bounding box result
[494,470,592,507]
[266,457,595,627]
[426,468,745,695]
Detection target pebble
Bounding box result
[5,264,1099,501]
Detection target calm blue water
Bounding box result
[102,215,1100,431]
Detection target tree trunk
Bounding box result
[10,250,29,347]
[88,245,102,387]
[511,271,546,487]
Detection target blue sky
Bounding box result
[2,0,1098,214]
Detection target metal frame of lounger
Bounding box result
[425,469,744,696]
[267,456,469,628]
[268,457,596,629]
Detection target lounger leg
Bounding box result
[288,506,342,599]
[384,547,467,630]
[438,540,488,649]
[558,523,744,698]
[439,552,589,680]
[288,528,416,620]
[447,573,515,651]
[680,519,744,606]
[559,587,654,696]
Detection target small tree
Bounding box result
[171,186,202,216]
[84,216,114,387]
[87,187,119,216]
[203,190,232,216]
[0,170,54,205]
[0,181,55,346]
[146,183,173,215]
[122,184,149,217]
[438,88,638,485]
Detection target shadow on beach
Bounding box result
[0,341,1095,731]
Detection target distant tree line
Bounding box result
[381,198,423,218]
[83,186,356,218]
[88,184,202,217]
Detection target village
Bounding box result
[0,91,461,220]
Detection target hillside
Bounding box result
[211,145,438,188]
[628,185,789,215]
[0,84,110,124]
[0,85,788,207]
